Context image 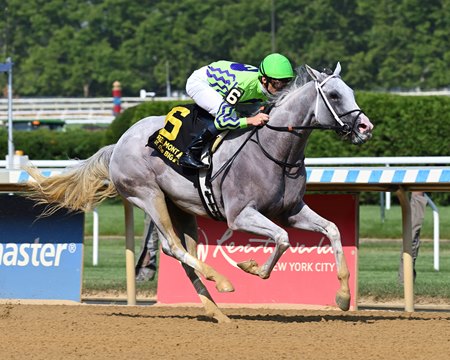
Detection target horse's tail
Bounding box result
[25,144,118,215]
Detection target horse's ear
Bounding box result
[305,64,320,80]
[333,62,342,76]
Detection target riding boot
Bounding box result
[179,125,219,169]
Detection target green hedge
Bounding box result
[3,93,447,160]
[1,93,448,203]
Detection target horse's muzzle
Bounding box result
[351,113,373,145]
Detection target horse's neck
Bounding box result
[259,83,316,164]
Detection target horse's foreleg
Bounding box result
[287,203,350,311]
[229,207,289,279]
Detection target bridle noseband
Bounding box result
[314,74,362,135]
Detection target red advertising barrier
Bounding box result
[157,194,358,309]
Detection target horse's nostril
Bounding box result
[358,118,374,133]
[358,115,374,133]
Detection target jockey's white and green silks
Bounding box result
[186,61,268,130]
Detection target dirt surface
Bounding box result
[1,303,449,360]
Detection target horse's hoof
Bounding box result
[215,313,232,324]
[237,259,260,276]
[335,291,351,311]
[204,308,232,323]
[202,296,232,323]
[216,278,235,293]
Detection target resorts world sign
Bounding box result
[157,194,358,309]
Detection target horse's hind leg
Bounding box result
[287,203,351,311]
[168,203,230,323]
[129,190,234,293]
[180,241,231,323]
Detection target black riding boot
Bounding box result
[179,125,218,169]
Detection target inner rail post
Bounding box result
[396,187,414,312]
[123,198,136,305]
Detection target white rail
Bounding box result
[93,208,99,266]
[0,159,79,169]
[306,157,447,274]
[305,156,450,165]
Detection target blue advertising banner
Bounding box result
[0,194,84,301]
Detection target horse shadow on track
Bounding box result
[226,313,450,324]
[105,312,200,321]
[103,311,449,324]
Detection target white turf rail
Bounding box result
[1,156,449,169]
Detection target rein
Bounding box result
[209,127,258,183]
[266,75,363,134]
[253,129,303,169]
[264,108,363,134]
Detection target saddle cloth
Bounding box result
[146,103,214,183]
[147,103,226,220]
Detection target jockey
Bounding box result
[178,53,295,169]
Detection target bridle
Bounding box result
[211,73,366,177]
[266,74,363,134]
[258,74,365,168]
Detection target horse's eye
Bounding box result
[329,91,340,101]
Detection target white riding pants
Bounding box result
[185,66,223,116]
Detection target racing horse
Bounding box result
[26,63,373,323]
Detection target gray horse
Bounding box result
[26,64,373,323]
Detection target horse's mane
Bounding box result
[266,65,312,107]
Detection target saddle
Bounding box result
[146,104,227,220]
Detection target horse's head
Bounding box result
[305,63,373,145]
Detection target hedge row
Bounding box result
[3,93,447,160]
[0,93,448,203]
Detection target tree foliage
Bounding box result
[0,0,449,96]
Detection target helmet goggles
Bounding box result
[267,77,292,90]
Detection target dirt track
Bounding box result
[1,303,449,359]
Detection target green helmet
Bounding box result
[258,53,294,79]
